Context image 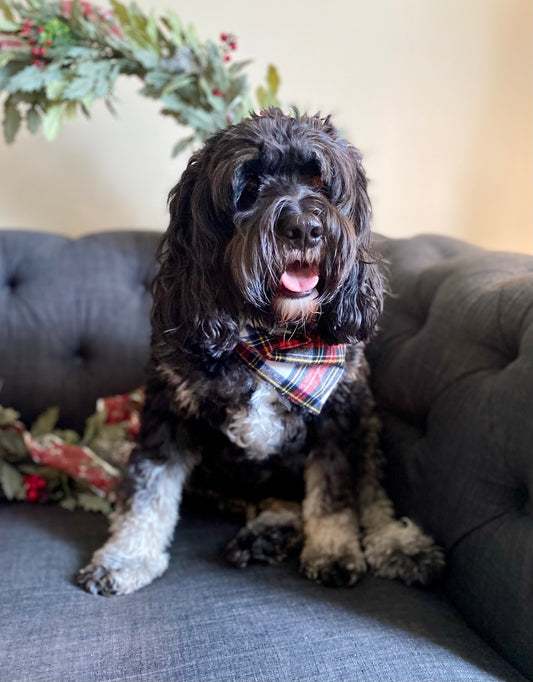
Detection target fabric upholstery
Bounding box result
[0,502,526,682]
[367,234,533,678]
[0,229,531,680]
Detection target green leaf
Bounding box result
[171,135,194,157]
[0,17,18,32]
[134,48,159,70]
[0,460,24,500]
[0,428,28,461]
[5,65,46,93]
[26,106,41,133]
[162,73,192,95]
[45,79,66,99]
[161,11,183,45]
[64,100,77,119]
[0,50,16,68]
[59,496,77,511]
[31,406,60,437]
[266,64,280,94]
[62,76,93,99]
[0,404,21,426]
[109,0,131,30]
[146,13,159,50]
[76,492,111,514]
[143,69,171,90]
[0,0,15,22]
[42,103,63,140]
[3,100,21,143]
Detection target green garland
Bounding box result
[0,0,281,154]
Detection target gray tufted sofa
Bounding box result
[0,229,531,682]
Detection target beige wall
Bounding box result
[0,0,531,253]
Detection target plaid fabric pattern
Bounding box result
[235,328,346,414]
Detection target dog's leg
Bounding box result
[224,498,303,568]
[357,407,445,585]
[300,448,367,587]
[76,421,198,596]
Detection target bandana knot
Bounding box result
[235,327,346,414]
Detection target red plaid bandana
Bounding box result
[235,328,346,414]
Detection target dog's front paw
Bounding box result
[300,547,367,587]
[225,521,302,568]
[364,518,445,586]
[76,552,170,596]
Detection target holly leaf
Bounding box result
[62,76,93,99]
[0,17,18,32]
[26,106,41,133]
[3,99,21,143]
[161,11,183,45]
[0,460,24,500]
[0,404,21,426]
[0,0,15,22]
[134,48,159,70]
[0,50,16,68]
[266,64,280,95]
[45,79,66,99]
[171,135,194,157]
[31,406,60,437]
[59,496,77,511]
[76,491,112,514]
[5,65,46,93]
[0,428,28,461]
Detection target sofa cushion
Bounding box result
[368,234,533,678]
[0,502,526,682]
[0,230,159,431]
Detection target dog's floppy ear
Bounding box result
[318,144,384,345]
[151,137,240,359]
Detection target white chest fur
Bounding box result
[221,381,290,460]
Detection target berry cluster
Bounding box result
[220,31,237,62]
[23,474,48,502]
[212,32,238,98]
[20,19,53,66]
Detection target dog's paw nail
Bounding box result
[364,522,446,586]
[75,564,122,597]
[300,553,366,587]
[224,539,252,568]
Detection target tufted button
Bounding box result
[5,275,19,290]
[73,343,91,365]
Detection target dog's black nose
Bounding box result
[276,214,323,251]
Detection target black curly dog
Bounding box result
[77,110,444,595]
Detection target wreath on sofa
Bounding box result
[0,389,143,513]
[0,0,281,154]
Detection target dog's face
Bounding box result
[154,110,383,357]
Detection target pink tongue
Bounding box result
[280,262,319,293]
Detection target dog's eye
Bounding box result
[310,175,324,190]
[237,175,260,211]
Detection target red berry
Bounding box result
[229,42,237,50]
[37,25,44,32]
[31,47,40,56]
[223,55,231,62]
[220,32,228,42]
[45,40,52,47]
[212,88,223,97]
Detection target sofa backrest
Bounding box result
[0,230,160,431]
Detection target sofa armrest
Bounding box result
[368,234,533,677]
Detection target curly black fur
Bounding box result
[76,110,445,597]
